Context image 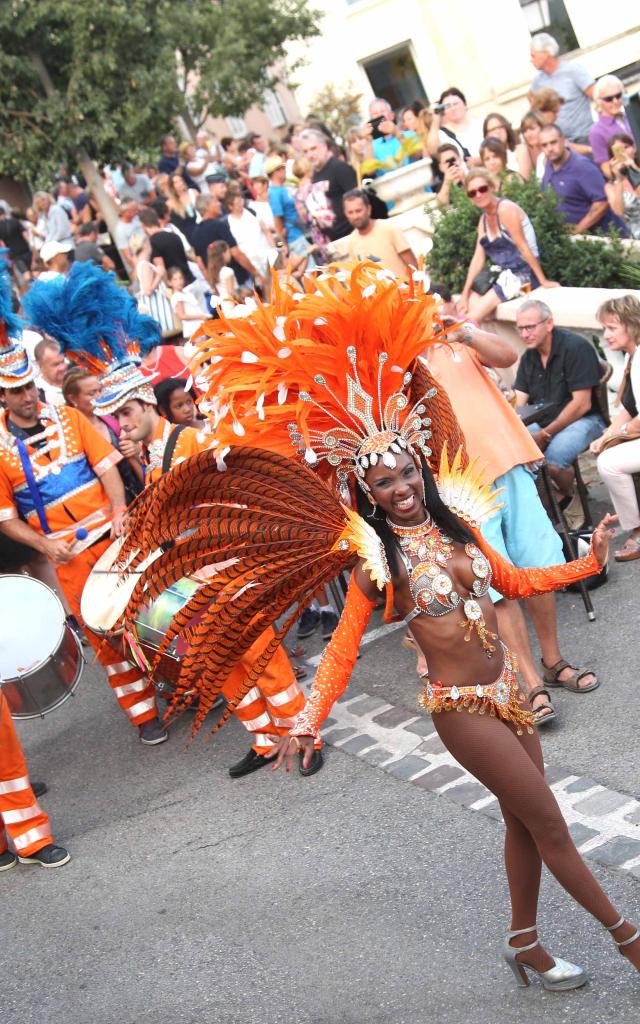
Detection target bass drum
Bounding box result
[0,575,84,720]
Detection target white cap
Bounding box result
[40,240,74,263]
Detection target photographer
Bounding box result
[435,144,466,207]
[361,97,414,178]
[426,87,483,166]
[604,134,640,239]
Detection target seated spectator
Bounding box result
[590,295,640,561]
[343,189,416,280]
[154,377,204,428]
[516,109,547,180]
[167,173,199,245]
[539,124,627,235]
[298,129,357,258]
[62,366,143,501]
[482,113,519,171]
[33,338,67,405]
[434,143,466,207]
[265,155,314,262]
[459,170,558,323]
[114,199,141,268]
[166,266,206,339]
[479,137,521,184]
[362,97,415,177]
[225,187,277,281]
[590,76,632,178]
[529,32,594,144]
[605,134,640,239]
[192,193,258,291]
[514,299,606,507]
[74,222,115,271]
[531,88,591,156]
[38,240,73,281]
[139,206,195,286]
[426,87,483,164]
[119,163,155,204]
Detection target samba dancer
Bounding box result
[117,266,639,989]
[2,266,166,744]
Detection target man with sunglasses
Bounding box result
[589,75,632,177]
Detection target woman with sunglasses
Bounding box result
[459,169,558,324]
[589,76,631,178]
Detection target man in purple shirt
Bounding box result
[589,75,632,175]
[540,124,627,236]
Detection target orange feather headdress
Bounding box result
[188,263,462,492]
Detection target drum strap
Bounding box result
[161,423,188,476]
[15,437,50,534]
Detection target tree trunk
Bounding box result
[76,149,124,268]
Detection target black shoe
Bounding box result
[228,748,271,778]
[138,718,169,745]
[18,843,70,868]
[299,748,324,777]
[0,849,17,872]
[66,614,90,647]
[297,608,320,639]
[320,610,339,640]
[32,781,48,798]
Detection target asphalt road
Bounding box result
[3,476,640,1023]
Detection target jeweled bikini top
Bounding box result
[387,515,497,657]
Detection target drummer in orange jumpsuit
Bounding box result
[0,342,166,746]
[0,691,70,870]
[98,362,324,777]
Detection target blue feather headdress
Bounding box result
[0,247,23,343]
[22,261,160,372]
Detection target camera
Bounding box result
[620,165,640,189]
[433,104,446,115]
[368,115,386,140]
[444,156,457,168]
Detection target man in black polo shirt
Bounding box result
[514,298,606,503]
[139,207,194,285]
[191,194,260,288]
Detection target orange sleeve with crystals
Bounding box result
[472,528,601,600]
[291,574,376,738]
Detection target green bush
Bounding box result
[426,175,632,293]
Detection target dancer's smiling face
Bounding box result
[365,450,425,525]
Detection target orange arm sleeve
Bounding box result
[473,529,601,600]
[291,574,376,738]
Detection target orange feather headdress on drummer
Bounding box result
[189,263,467,494]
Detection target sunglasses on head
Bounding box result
[601,92,623,102]
[467,184,490,198]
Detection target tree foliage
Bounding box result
[0,0,319,187]
[427,175,631,292]
[306,81,364,144]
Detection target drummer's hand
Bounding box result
[41,536,74,565]
[266,734,315,772]
[111,506,128,538]
[119,438,140,459]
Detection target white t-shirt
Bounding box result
[249,200,275,232]
[227,209,277,272]
[170,289,206,339]
[438,119,485,160]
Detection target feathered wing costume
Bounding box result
[22,261,160,410]
[115,265,483,735]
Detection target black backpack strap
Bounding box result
[161,423,188,475]
[439,125,471,162]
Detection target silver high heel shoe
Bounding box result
[503,925,588,991]
[605,916,640,956]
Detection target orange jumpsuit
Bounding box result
[0,692,53,857]
[143,417,321,754]
[0,404,158,728]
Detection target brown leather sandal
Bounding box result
[527,686,556,726]
[541,659,599,693]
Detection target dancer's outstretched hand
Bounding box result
[592,512,618,566]
[267,734,315,773]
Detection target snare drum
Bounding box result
[0,575,83,720]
